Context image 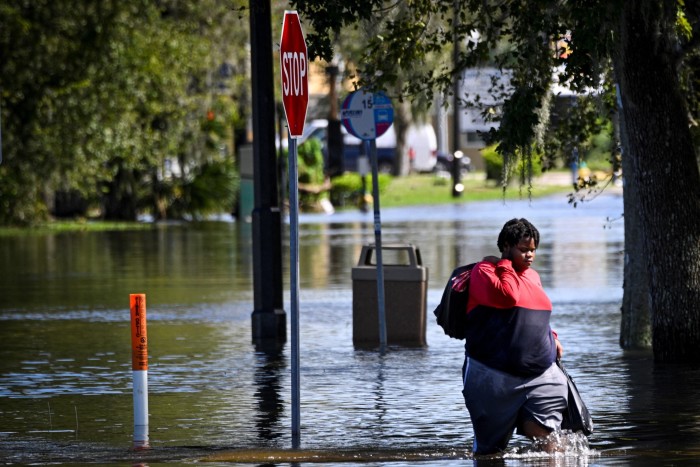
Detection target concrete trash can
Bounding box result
[351,243,429,347]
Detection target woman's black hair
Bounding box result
[497,218,540,252]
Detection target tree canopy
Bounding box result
[292,0,700,362]
[296,1,697,155]
[0,0,249,224]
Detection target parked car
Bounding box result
[300,119,397,174]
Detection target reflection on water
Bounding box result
[254,344,286,441]
[1,193,699,465]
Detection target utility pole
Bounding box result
[326,64,344,177]
[249,0,286,346]
[451,2,463,198]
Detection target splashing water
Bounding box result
[505,430,598,464]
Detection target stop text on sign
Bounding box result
[282,51,306,97]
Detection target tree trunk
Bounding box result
[615,88,652,350]
[102,164,138,221]
[616,1,700,362]
[393,99,411,176]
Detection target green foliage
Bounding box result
[481,146,503,181]
[297,138,327,211]
[292,0,603,175]
[0,0,248,225]
[291,3,700,363]
[176,159,239,219]
[330,173,364,205]
[330,172,391,208]
[292,0,698,182]
[280,138,329,210]
[676,4,693,41]
[297,138,325,185]
[481,144,542,183]
[541,90,616,173]
[583,123,615,171]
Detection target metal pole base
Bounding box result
[252,308,287,343]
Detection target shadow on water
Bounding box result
[1,194,700,465]
[254,341,286,442]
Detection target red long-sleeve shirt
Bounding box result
[464,259,557,377]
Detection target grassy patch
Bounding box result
[377,173,571,208]
[0,220,154,237]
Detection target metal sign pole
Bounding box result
[366,139,387,350]
[288,136,301,447]
[279,9,307,448]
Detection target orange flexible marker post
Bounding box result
[131,294,148,371]
[130,294,149,449]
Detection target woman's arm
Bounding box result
[470,259,521,308]
[555,337,563,359]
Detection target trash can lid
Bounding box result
[356,243,422,267]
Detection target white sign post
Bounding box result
[280,10,308,447]
[341,89,394,350]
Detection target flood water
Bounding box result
[2,191,700,466]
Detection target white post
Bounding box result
[132,369,149,448]
[130,294,149,449]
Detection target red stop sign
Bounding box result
[280,11,308,139]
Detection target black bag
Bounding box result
[433,263,477,340]
[557,359,594,435]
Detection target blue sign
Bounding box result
[340,89,394,141]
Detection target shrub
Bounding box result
[175,159,239,219]
[278,138,331,211]
[481,144,543,183]
[330,172,391,208]
[297,138,325,185]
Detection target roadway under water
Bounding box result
[2,191,700,466]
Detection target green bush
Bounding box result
[295,138,328,210]
[297,138,325,185]
[279,138,329,211]
[177,159,239,219]
[330,172,391,208]
[482,144,543,183]
[582,124,614,171]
